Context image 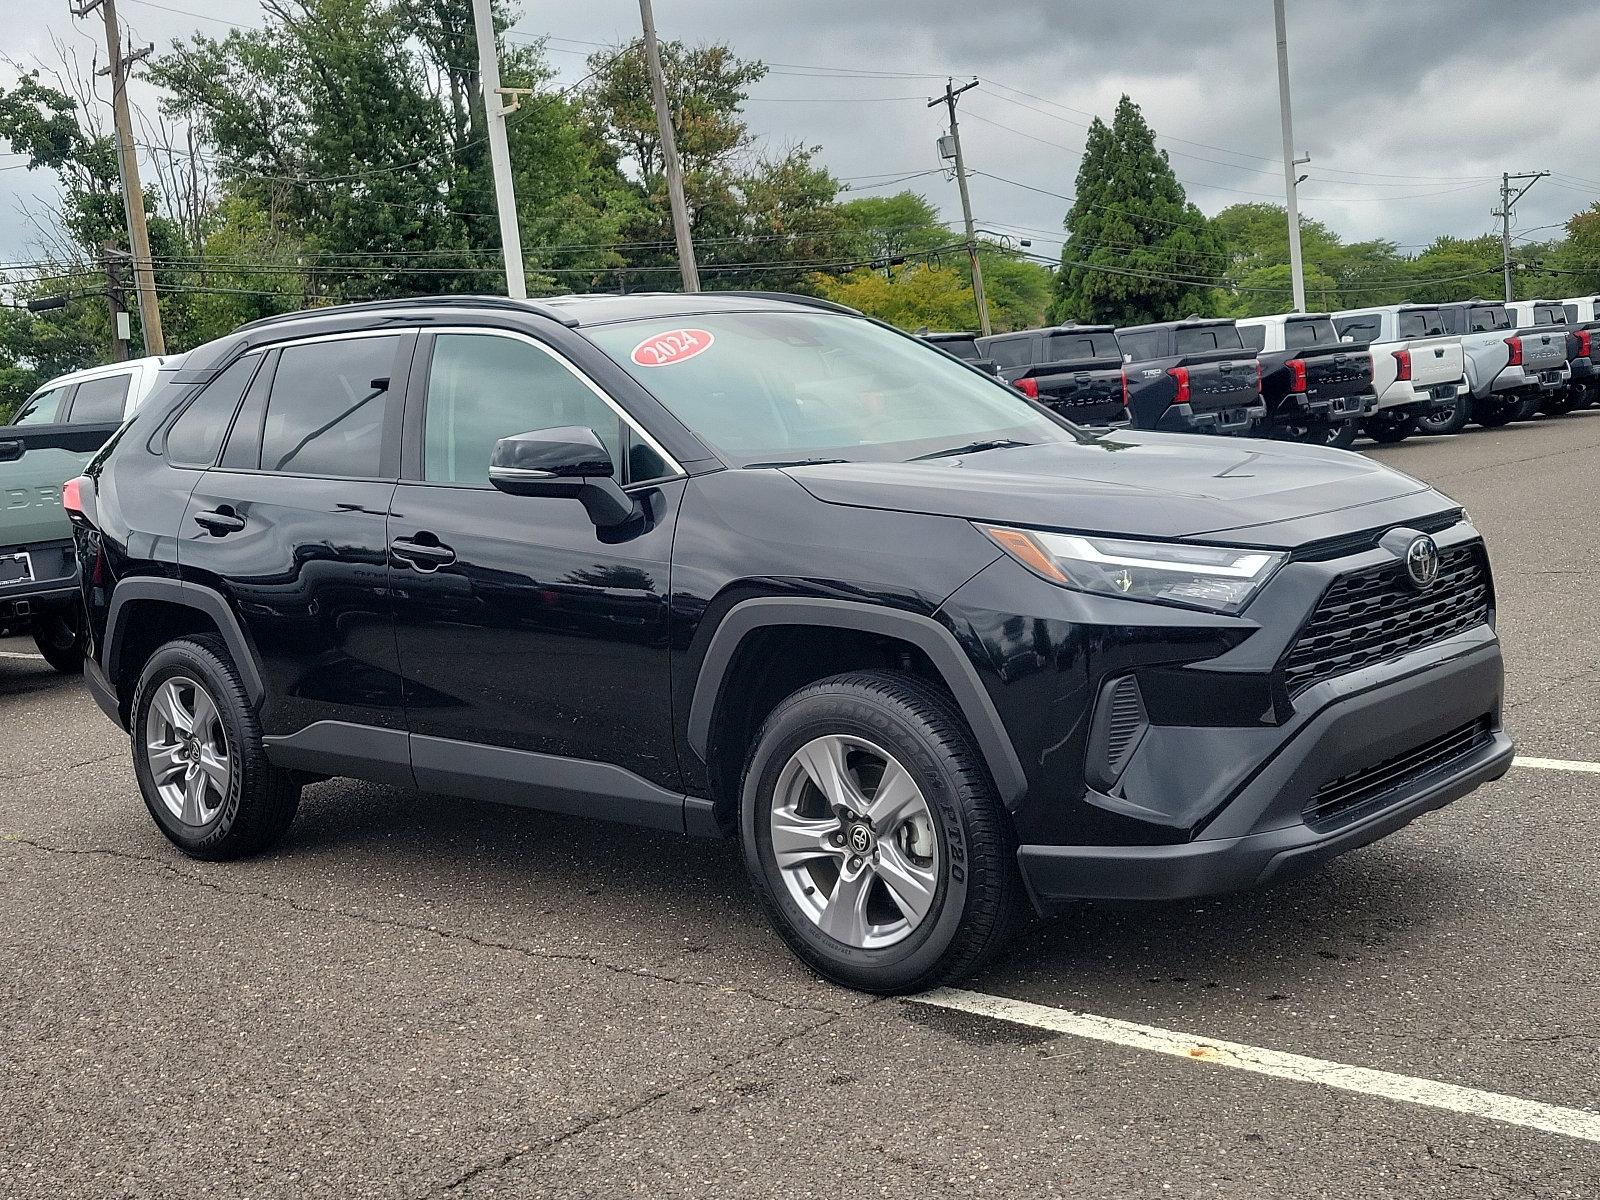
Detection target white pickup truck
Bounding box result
[1508,300,1584,416]
[1331,304,1467,443]
[1,356,172,668]
[1415,300,1569,433]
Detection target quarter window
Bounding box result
[259,336,402,477]
[168,354,261,468]
[1334,315,1381,343]
[422,333,629,486]
[69,374,132,423]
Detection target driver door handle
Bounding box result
[390,536,456,571]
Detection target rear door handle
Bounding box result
[193,507,246,535]
[0,439,23,463]
[390,537,456,571]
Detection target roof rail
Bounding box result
[711,290,862,317]
[233,294,581,333]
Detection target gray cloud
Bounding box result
[4,0,1596,270]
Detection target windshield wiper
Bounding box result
[910,438,1035,462]
[741,456,851,469]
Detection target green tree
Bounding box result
[812,264,977,331]
[1052,95,1222,325]
[835,191,952,262]
[1404,234,1503,304]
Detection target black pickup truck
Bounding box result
[1115,319,1265,434]
[1236,313,1376,448]
[917,330,996,375]
[976,324,1127,425]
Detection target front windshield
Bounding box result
[585,311,1078,467]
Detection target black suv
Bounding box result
[68,292,1513,994]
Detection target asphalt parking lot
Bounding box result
[3,416,1598,1199]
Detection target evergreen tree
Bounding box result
[1051,95,1222,325]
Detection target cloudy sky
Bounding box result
[4,0,1598,267]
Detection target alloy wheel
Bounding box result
[145,676,231,827]
[769,734,940,950]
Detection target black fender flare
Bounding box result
[685,596,1027,807]
[103,577,265,704]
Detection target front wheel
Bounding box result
[1363,413,1417,444]
[31,606,84,674]
[740,670,1017,994]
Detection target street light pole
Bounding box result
[470,0,526,299]
[639,0,700,292]
[931,78,990,336]
[1273,0,1307,314]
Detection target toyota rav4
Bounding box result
[67,292,1512,994]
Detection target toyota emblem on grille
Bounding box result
[1405,535,1440,589]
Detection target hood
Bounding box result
[784,431,1445,546]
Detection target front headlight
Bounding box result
[977,525,1286,614]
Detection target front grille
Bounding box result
[1306,716,1493,828]
[1283,542,1490,695]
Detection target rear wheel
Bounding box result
[1265,418,1357,449]
[1542,390,1579,416]
[1363,413,1417,444]
[740,670,1017,994]
[31,606,84,674]
[1513,392,1543,421]
[131,635,301,860]
[1415,393,1471,437]
[1474,398,1517,428]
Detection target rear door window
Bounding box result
[1334,314,1382,343]
[1237,325,1267,352]
[9,385,71,426]
[1043,333,1116,360]
[1174,326,1244,353]
[258,335,405,477]
[1283,319,1338,349]
[67,373,132,423]
[1116,331,1162,361]
[984,338,1035,369]
[1534,305,1568,326]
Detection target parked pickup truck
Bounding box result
[976,324,1127,425]
[1115,318,1264,434]
[1,356,171,670]
[1507,300,1583,416]
[1331,305,1466,443]
[1236,313,1375,448]
[917,330,996,375]
[1558,295,1600,408]
[1418,301,1570,433]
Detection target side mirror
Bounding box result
[489,426,637,528]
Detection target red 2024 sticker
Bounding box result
[631,328,714,367]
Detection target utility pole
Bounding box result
[1273,0,1307,313]
[103,242,129,362]
[74,0,163,355]
[1495,170,1549,303]
[470,0,527,299]
[639,0,699,292]
[931,78,990,336]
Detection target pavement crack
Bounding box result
[422,1003,866,1197]
[0,836,846,1019]
[1,750,120,780]
[1423,1144,1542,1198]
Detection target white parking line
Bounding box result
[912,988,1600,1144]
[1513,756,1600,774]
[0,651,41,660]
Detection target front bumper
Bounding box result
[1017,634,1509,908]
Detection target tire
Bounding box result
[1265,418,1357,449]
[1326,418,1359,449]
[1414,393,1471,437]
[31,606,84,674]
[739,670,1017,994]
[1542,390,1579,416]
[130,634,301,860]
[1513,392,1543,421]
[1474,399,1517,428]
[1363,414,1417,444]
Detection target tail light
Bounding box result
[1120,369,1130,407]
[1505,335,1523,367]
[1014,377,1039,399]
[62,477,85,515]
[1287,358,1307,394]
[1392,348,1412,382]
[62,475,96,528]
[1167,366,1191,404]
[1255,359,1263,393]
[1576,329,1592,357]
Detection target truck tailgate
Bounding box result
[1518,328,1567,371]
[1299,345,1372,400]
[0,422,118,550]
[1029,364,1125,421]
[1178,352,1259,412]
[1405,337,1464,387]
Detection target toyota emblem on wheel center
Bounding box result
[848,824,873,854]
[1405,535,1440,589]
